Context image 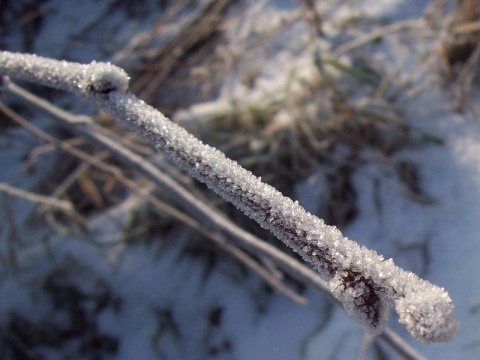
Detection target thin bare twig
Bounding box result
[0,182,73,213]
[331,20,423,58]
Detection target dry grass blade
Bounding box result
[453,20,480,34]
[301,0,324,37]
[0,182,74,213]
[452,39,480,111]
[26,137,86,169]
[114,0,193,65]
[436,0,480,111]
[331,20,422,58]
[131,0,236,103]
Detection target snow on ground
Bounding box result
[1,0,480,359]
[343,92,480,359]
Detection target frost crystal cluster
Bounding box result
[0,51,129,96]
[0,51,459,343]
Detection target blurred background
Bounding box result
[0,0,479,359]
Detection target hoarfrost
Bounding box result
[101,89,459,342]
[396,279,460,343]
[0,50,460,343]
[0,51,129,95]
[84,61,129,93]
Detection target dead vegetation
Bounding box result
[436,0,480,110]
[0,1,455,359]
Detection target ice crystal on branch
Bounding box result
[84,61,129,94]
[0,51,129,96]
[0,51,460,343]
[396,276,460,343]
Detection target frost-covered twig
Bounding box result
[0,51,460,343]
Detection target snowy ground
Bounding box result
[1,0,479,359]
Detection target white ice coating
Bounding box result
[84,61,129,94]
[0,51,459,343]
[101,92,459,342]
[0,51,129,95]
